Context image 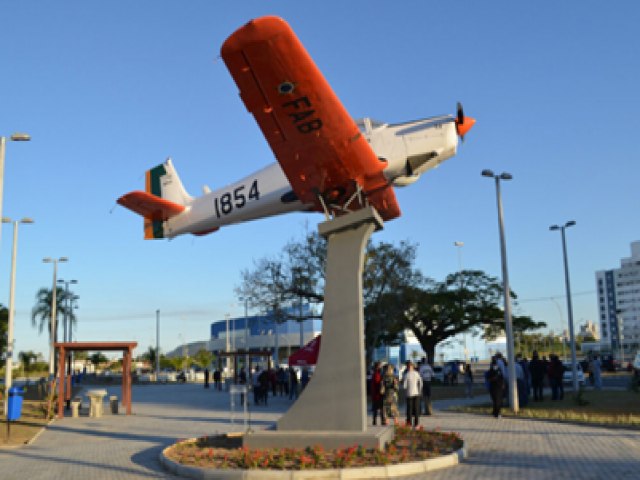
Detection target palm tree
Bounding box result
[18,350,37,375]
[31,287,77,342]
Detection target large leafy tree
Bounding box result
[385,270,546,363]
[236,231,424,361]
[31,287,77,342]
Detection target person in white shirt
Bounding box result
[402,361,423,426]
[418,359,434,415]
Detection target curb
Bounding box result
[159,440,467,479]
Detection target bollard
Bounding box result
[110,396,119,414]
[71,398,81,418]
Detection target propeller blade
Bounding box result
[455,102,475,139]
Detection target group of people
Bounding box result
[370,358,437,427]
[485,350,604,418]
[205,365,311,405]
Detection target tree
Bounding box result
[30,287,77,342]
[363,240,424,362]
[236,230,326,324]
[388,270,546,363]
[18,351,38,373]
[236,231,424,362]
[141,346,158,367]
[89,352,108,370]
[193,349,213,369]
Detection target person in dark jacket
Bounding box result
[529,351,546,401]
[487,356,505,418]
[548,354,565,400]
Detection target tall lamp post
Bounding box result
[453,241,468,362]
[155,309,160,381]
[0,133,31,252]
[482,169,518,413]
[550,221,579,392]
[43,257,68,378]
[3,217,34,414]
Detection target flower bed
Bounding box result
[165,425,463,470]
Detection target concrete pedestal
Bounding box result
[244,207,391,450]
[87,389,107,418]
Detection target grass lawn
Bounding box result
[449,389,640,427]
[1,400,52,447]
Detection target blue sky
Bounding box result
[1,1,638,360]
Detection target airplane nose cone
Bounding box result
[456,116,476,138]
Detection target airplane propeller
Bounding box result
[455,101,475,141]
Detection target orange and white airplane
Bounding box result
[117,16,475,239]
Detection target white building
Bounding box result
[595,240,640,358]
[207,311,322,365]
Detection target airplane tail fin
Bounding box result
[117,158,192,239]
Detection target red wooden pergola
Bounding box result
[53,341,137,419]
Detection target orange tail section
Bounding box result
[117,160,190,239]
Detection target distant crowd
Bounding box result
[203,365,311,405]
[368,351,606,424]
[485,351,603,418]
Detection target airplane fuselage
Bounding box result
[163,114,460,238]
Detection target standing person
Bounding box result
[402,361,422,427]
[204,367,210,389]
[371,362,385,426]
[258,368,270,405]
[487,356,505,418]
[515,354,527,407]
[277,367,287,396]
[213,368,222,391]
[288,366,299,400]
[382,364,399,420]
[252,366,262,405]
[418,359,434,415]
[463,363,474,398]
[300,367,310,390]
[269,368,277,397]
[529,351,546,401]
[592,354,602,390]
[238,367,247,406]
[548,355,564,400]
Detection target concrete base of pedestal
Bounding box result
[243,425,394,451]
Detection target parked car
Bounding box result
[562,362,585,385]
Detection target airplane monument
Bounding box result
[118,16,475,449]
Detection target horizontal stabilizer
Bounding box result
[117,191,185,221]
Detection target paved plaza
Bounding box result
[0,383,638,479]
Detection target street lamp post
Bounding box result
[454,241,468,362]
[0,133,31,253]
[549,221,579,392]
[43,257,68,378]
[2,217,34,414]
[482,169,519,413]
[155,309,160,381]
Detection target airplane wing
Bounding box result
[220,16,401,221]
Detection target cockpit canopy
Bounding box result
[355,118,386,133]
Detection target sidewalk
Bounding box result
[0,384,638,479]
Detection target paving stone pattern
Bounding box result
[0,384,638,479]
